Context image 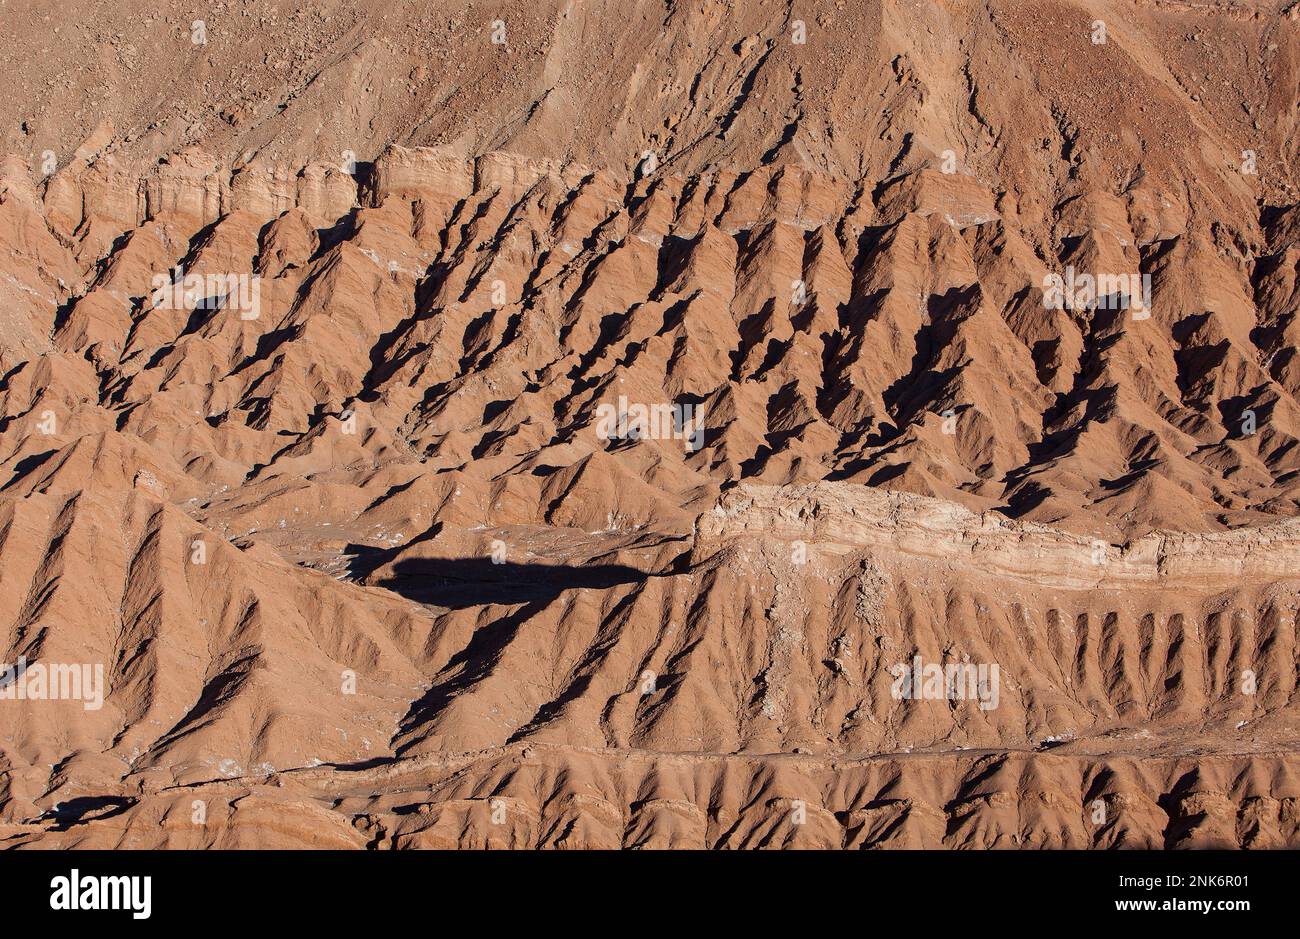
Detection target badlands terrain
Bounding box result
[0,0,1299,847]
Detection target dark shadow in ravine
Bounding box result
[41,795,137,831]
[374,556,652,611]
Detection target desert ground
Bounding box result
[0,0,1298,847]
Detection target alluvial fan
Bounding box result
[1,0,1299,849]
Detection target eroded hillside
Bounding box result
[1,0,1299,848]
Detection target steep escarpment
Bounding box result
[11,135,1300,540]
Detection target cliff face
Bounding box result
[1,0,1300,848]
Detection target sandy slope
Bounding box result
[1,0,1299,848]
